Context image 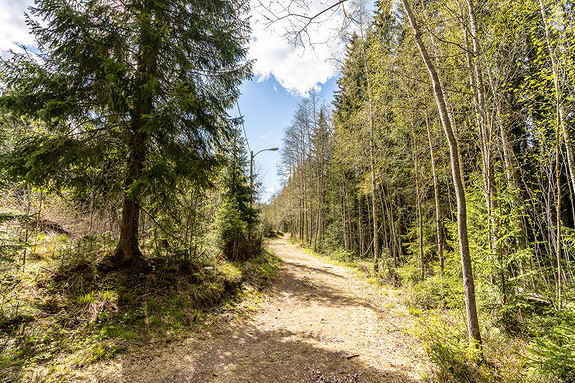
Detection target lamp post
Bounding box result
[250,147,279,189]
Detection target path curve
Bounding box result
[111,238,428,382]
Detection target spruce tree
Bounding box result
[215,131,258,261]
[0,0,251,268]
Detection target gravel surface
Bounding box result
[104,238,429,382]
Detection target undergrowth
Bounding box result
[0,234,280,382]
[288,236,573,383]
[400,262,571,383]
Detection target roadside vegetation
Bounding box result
[0,189,279,382]
[265,1,575,381]
[2,0,575,381]
[0,0,282,381]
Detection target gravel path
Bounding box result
[110,238,428,382]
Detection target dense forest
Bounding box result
[0,0,281,381]
[1,0,575,381]
[266,0,575,381]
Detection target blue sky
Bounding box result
[0,0,348,203]
[239,76,339,202]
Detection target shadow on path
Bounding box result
[116,239,425,383]
[124,322,422,383]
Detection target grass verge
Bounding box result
[285,238,557,382]
[0,241,280,382]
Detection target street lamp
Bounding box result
[250,147,279,189]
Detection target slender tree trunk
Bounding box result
[413,126,424,280]
[401,0,481,345]
[379,184,390,263]
[370,137,380,271]
[384,179,399,268]
[425,110,444,279]
[346,185,353,251]
[367,192,373,255]
[21,187,31,268]
[538,0,565,306]
[341,181,349,251]
[540,0,575,200]
[359,194,365,256]
[555,99,563,307]
[488,70,515,186]
[302,204,305,242]
[464,0,499,289]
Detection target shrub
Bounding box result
[418,316,499,382]
[214,198,261,261]
[528,311,575,382]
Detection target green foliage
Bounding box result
[0,0,252,266]
[269,0,575,381]
[407,272,464,311]
[0,236,278,382]
[0,212,27,267]
[213,132,261,261]
[214,197,250,261]
[529,311,575,382]
[418,316,485,382]
[219,133,258,229]
[322,218,345,251]
[259,220,277,238]
[418,312,542,382]
[1,0,251,191]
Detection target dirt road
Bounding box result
[111,238,428,382]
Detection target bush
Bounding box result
[214,198,261,261]
[260,220,277,238]
[418,316,499,382]
[528,310,575,382]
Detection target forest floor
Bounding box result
[105,237,429,382]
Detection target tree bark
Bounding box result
[464,0,500,290]
[539,0,575,204]
[360,36,381,272]
[401,0,482,345]
[106,3,160,268]
[111,119,147,267]
[539,0,567,306]
[425,110,444,279]
[369,113,380,272]
[413,124,424,280]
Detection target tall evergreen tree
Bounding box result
[215,131,259,261]
[0,0,251,268]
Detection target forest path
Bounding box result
[111,238,428,382]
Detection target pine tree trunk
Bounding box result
[359,194,365,256]
[464,0,499,289]
[108,5,157,269]
[413,124,424,280]
[540,0,575,203]
[370,118,380,271]
[110,122,147,267]
[539,0,567,306]
[341,181,349,250]
[555,97,563,307]
[384,179,399,268]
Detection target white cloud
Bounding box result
[249,0,347,97]
[0,0,35,57]
[0,0,345,96]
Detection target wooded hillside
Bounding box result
[266,0,575,381]
[0,0,276,380]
